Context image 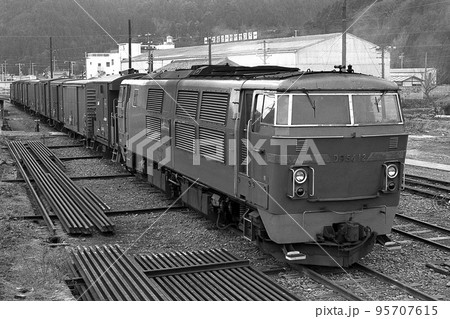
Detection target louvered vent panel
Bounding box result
[388,137,399,150]
[145,116,161,140]
[199,128,225,163]
[199,92,229,125]
[296,139,306,152]
[146,89,164,113]
[85,89,97,137]
[176,91,199,118]
[175,122,196,153]
[86,89,96,108]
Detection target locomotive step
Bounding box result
[376,234,402,250]
[283,245,306,261]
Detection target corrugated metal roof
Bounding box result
[129,33,341,62]
[155,57,239,72]
[391,75,423,82]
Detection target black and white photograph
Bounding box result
[0,0,449,317]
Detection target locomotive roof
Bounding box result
[261,72,399,91]
[88,73,147,90]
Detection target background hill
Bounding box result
[0,0,449,82]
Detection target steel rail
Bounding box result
[353,263,438,301]
[29,141,115,232]
[14,141,93,234]
[32,141,66,169]
[86,246,139,301]
[396,214,450,235]
[13,142,81,234]
[109,245,169,300]
[405,174,450,187]
[82,186,111,211]
[26,142,95,233]
[1,174,134,183]
[6,142,56,235]
[59,155,104,161]
[105,205,186,216]
[292,265,363,301]
[392,227,450,252]
[46,144,85,149]
[68,247,302,301]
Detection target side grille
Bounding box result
[199,127,225,163]
[388,137,399,149]
[176,90,199,119]
[146,89,164,113]
[175,122,196,153]
[199,92,229,125]
[296,139,306,152]
[145,116,161,140]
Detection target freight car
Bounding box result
[10,65,408,267]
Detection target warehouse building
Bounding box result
[122,32,390,79]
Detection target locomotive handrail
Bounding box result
[307,193,379,202]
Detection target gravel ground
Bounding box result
[2,101,450,301]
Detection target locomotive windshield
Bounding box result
[352,94,401,124]
[269,92,402,126]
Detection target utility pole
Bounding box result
[15,63,24,79]
[263,40,267,65]
[50,37,54,78]
[381,46,385,79]
[145,33,153,73]
[29,61,36,76]
[65,61,75,78]
[341,0,347,67]
[399,52,404,68]
[208,38,212,65]
[128,19,132,69]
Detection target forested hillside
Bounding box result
[0,0,449,82]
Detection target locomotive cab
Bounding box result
[240,74,407,266]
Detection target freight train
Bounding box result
[10,65,408,266]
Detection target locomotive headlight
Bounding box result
[294,168,307,184]
[386,164,398,178]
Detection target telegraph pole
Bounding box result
[15,63,24,79]
[50,37,54,78]
[399,52,404,68]
[208,38,212,65]
[145,33,154,73]
[263,40,267,65]
[128,19,132,69]
[342,0,347,67]
[381,46,385,79]
[65,61,75,77]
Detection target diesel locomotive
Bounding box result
[10,65,408,266]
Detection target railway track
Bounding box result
[393,213,450,252]
[404,174,450,201]
[293,263,438,301]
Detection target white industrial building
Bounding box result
[85,37,175,78]
[123,33,391,79]
[85,43,142,79]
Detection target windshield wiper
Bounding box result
[303,90,316,117]
[374,91,387,112]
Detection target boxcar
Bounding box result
[62,79,90,136]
